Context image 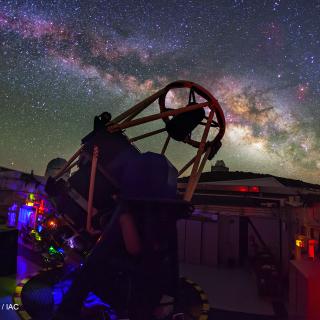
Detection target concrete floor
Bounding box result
[180,263,275,316]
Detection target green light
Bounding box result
[48,245,64,256]
[49,246,58,255]
[29,193,35,201]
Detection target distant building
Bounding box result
[178,168,320,275]
[211,160,229,172]
[45,158,69,180]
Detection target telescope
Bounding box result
[40,80,226,319]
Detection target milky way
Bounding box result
[0,0,319,183]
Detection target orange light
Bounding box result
[47,219,57,229]
[296,239,304,248]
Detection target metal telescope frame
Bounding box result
[53,80,225,233]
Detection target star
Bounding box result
[0,0,319,184]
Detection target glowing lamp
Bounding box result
[7,204,18,227]
[236,186,260,193]
[48,245,57,255]
[30,229,42,241]
[249,186,260,193]
[308,239,317,259]
[7,211,16,227]
[48,245,64,256]
[38,200,45,214]
[68,238,75,249]
[47,218,58,229]
[296,239,304,248]
[26,202,34,207]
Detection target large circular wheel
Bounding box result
[158,80,225,153]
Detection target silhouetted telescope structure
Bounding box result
[44,80,225,319]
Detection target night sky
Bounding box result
[1,0,319,183]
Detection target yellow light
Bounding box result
[27,202,34,207]
[30,229,42,241]
[296,239,304,248]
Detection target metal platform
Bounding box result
[14,266,209,320]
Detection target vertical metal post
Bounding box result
[184,111,214,201]
[161,135,170,155]
[87,145,99,233]
[188,147,211,198]
[279,215,283,276]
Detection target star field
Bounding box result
[0,0,319,183]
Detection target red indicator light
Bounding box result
[308,239,317,259]
[249,186,260,193]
